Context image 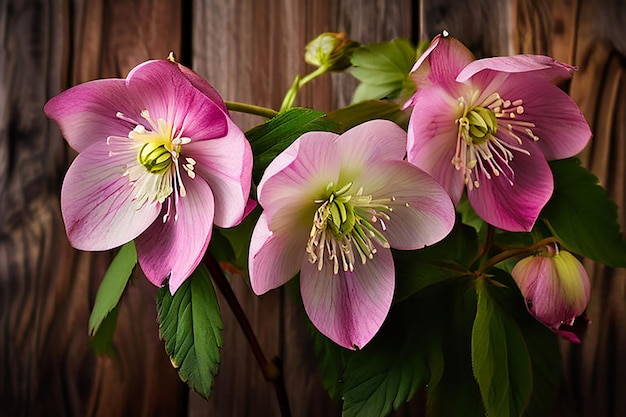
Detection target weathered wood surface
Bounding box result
[0,1,187,416]
[1,0,624,416]
[513,1,626,416]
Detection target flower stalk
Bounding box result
[225,100,279,118]
[203,252,292,417]
[279,66,328,112]
[479,236,560,272]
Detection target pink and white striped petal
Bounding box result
[184,117,252,228]
[300,244,394,350]
[61,140,161,251]
[135,174,215,292]
[44,79,139,152]
[258,132,341,225]
[248,212,310,295]
[466,143,553,232]
[356,160,455,250]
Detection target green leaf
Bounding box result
[341,285,438,417]
[88,241,137,336]
[542,158,626,267]
[393,221,478,302]
[310,324,351,400]
[246,108,339,183]
[426,281,486,417]
[349,38,417,102]
[472,279,533,417]
[89,305,120,358]
[325,99,410,133]
[456,193,486,233]
[157,263,223,399]
[487,270,561,417]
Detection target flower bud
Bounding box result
[304,32,359,72]
[511,244,590,343]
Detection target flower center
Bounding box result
[110,110,197,222]
[306,182,394,274]
[453,90,539,190]
[459,106,498,146]
[138,142,173,174]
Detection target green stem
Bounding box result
[298,65,329,87]
[479,236,559,273]
[279,66,329,112]
[203,253,292,417]
[225,101,278,118]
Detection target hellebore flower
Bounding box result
[44,59,252,293]
[512,244,591,343]
[405,32,591,231]
[248,120,455,349]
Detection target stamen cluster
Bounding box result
[453,90,535,190]
[306,181,394,274]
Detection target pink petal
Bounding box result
[184,117,252,228]
[495,80,591,160]
[467,142,553,231]
[61,141,160,250]
[337,120,407,166]
[300,245,394,350]
[257,131,341,225]
[555,329,582,343]
[356,160,455,249]
[176,62,228,113]
[126,60,228,141]
[406,87,466,203]
[248,212,309,295]
[134,175,215,292]
[457,54,576,84]
[408,33,474,99]
[44,78,139,152]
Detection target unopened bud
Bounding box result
[304,32,359,72]
[511,244,590,343]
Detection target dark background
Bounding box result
[1,0,625,415]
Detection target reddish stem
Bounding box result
[203,252,292,417]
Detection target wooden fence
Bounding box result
[1,0,624,415]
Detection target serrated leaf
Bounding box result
[541,158,626,267]
[88,241,137,336]
[246,108,339,183]
[157,263,223,399]
[341,286,436,417]
[349,38,417,102]
[472,279,533,417]
[310,324,351,400]
[393,222,478,302]
[325,99,410,133]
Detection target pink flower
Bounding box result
[44,59,252,293]
[248,120,456,349]
[512,244,591,343]
[405,32,591,231]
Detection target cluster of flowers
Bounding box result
[44,33,591,349]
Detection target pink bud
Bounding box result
[511,244,591,343]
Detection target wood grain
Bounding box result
[3,0,626,416]
[1,0,187,416]
[513,1,626,416]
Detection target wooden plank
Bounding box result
[1,0,188,416]
[189,0,418,415]
[512,1,626,416]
